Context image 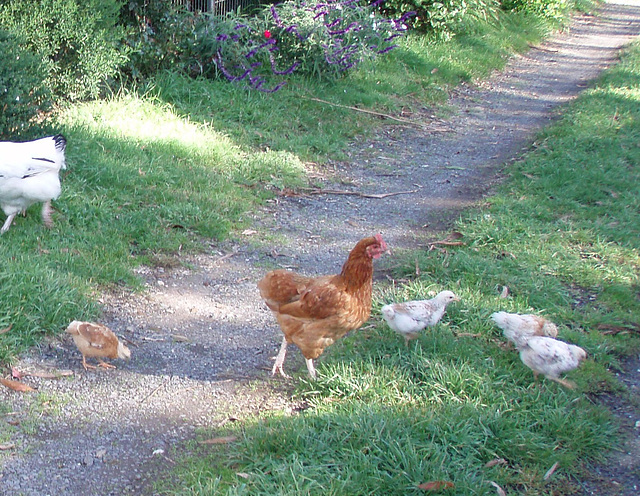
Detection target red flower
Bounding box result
[264,30,272,39]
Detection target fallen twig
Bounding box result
[528,43,559,53]
[140,377,170,404]
[428,240,466,247]
[0,324,12,335]
[214,252,236,265]
[120,336,140,348]
[22,370,74,379]
[303,97,428,127]
[302,187,418,199]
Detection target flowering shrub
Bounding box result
[188,13,299,92]
[185,0,413,91]
[260,0,413,78]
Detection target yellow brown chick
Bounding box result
[66,320,131,370]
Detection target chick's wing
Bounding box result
[76,322,114,349]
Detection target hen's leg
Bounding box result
[41,201,54,228]
[305,358,317,379]
[97,359,116,369]
[272,336,289,377]
[1,213,16,234]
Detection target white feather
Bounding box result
[519,336,587,381]
[491,311,558,349]
[0,135,67,233]
[381,290,459,344]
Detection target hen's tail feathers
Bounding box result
[53,134,67,152]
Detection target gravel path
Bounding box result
[2,2,640,494]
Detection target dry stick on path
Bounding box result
[302,187,419,199]
[303,97,451,131]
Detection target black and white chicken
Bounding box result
[0,134,67,234]
[381,290,459,346]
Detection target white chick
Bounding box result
[381,290,459,346]
[491,311,558,349]
[519,336,587,389]
[0,134,67,234]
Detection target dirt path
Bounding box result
[2,2,640,495]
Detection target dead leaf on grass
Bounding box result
[484,458,508,468]
[0,378,36,393]
[489,481,507,496]
[199,436,238,445]
[0,324,12,335]
[500,286,510,298]
[0,442,16,450]
[543,461,559,480]
[417,480,455,491]
[236,472,250,479]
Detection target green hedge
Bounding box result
[0,0,129,101]
[0,29,51,138]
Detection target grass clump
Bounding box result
[161,37,640,496]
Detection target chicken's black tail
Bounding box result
[53,134,67,152]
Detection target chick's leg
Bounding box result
[305,358,317,380]
[272,336,289,377]
[41,201,53,228]
[82,356,96,370]
[549,376,576,389]
[1,213,16,234]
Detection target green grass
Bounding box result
[0,9,551,363]
[160,27,640,496]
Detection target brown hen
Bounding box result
[66,320,131,370]
[258,234,388,379]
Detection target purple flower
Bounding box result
[383,33,402,42]
[270,6,283,27]
[376,45,397,54]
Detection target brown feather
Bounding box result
[66,320,131,367]
[258,235,387,364]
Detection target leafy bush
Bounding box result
[500,0,571,22]
[380,0,500,38]
[0,0,128,101]
[121,0,199,81]
[0,29,51,138]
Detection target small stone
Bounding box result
[82,454,94,466]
